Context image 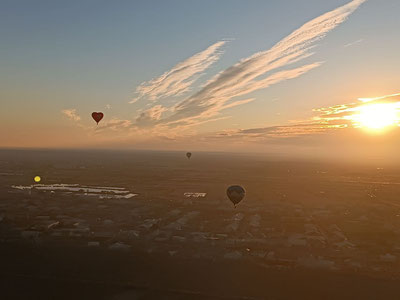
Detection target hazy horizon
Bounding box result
[2,147,400,169]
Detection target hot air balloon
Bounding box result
[91,112,104,125]
[226,185,245,208]
[186,152,192,159]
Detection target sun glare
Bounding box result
[351,103,399,131]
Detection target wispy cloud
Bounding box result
[344,38,364,48]
[209,123,337,142]
[209,93,400,141]
[130,40,227,104]
[62,109,81,121]
[96,118,133,132]
[149,0,367,129]
[135,105,169,127]
[93,92,400,143]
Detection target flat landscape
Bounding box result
[2,149,400,299]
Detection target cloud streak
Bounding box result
[62,109,81,122]
[130,40,227,104]
[344,38,364,48]
[144,0,366,129]
[135,105,168,127]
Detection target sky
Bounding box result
[1,0,400,160]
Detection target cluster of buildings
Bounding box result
[1,183,400,279]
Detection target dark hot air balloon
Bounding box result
[226,185,245,208]
[92,112,104,125]
[186,152,192,159]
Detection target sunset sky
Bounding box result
[2,0,400,159]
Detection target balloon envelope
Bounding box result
[186,152,192,159]
[92,112,104,124]
[226,185,245,206]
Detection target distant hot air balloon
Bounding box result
[226,185,245,208]
[186,152,192,159]
[91,112,104,125]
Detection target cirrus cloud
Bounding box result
[62,109,81,122]
[135,0,366,130]
[130,40,228,104]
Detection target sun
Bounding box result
[351,103,399,131]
